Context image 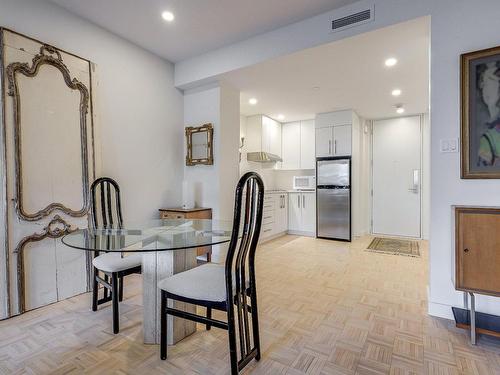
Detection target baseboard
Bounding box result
[428,301,455,320]
[287,230,315,237]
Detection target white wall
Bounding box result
[184,83,240,220]
[175,0,500,319]
[0,0,184,223]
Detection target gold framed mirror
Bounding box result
[185,123,214,166]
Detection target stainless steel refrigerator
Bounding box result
[316,157,351,241]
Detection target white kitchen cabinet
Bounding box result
[275,193,288,234]
[246,115,282,161]
[288,191,316,236]
[301,192,316,233]
[315,126,332,158]
[300,120,315,169]
[281,120,315,170]
[315,110,356,158]
[315,125,352,157]
[288,192,302,231]
[260,192,288,242]
[281,122,301,169]
[333,124,352,156]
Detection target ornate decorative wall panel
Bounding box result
[0,29,97,317]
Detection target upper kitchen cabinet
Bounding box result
[315,110,358,157]
[246,115,282,164]
[281,119,315,170]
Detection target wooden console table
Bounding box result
[453,206,500,344]
[159,207,212,262]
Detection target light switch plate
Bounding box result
[440,138,459,153]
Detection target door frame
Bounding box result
[370,114,424,239]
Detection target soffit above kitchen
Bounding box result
[47,0,358,63]
[222,16,430,121]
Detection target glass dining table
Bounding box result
[62,218,233,345]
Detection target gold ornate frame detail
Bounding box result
[185,123,214,166]
[6,44,91,221]
[14,215,77,313]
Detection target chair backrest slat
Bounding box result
[225,172,264,361]
[90,177,123,229]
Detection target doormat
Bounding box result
[366,237,420,257]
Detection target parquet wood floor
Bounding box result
[1,235,500,374]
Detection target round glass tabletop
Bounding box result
[62,219,233,252]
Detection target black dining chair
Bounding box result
[157,172,264,374]
[90,177,142,334]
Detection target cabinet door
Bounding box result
[281,122,300,170]
[457,210,500,293]
[300,120,315,169]
[333,124,352,156]
[288,193,301,231]
[315,126,333,157]
[279,194,288,233]
[301,193,316,234]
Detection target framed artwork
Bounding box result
[185,123,214,166]
[461,45,500,178]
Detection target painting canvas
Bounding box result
[461,46,500,178]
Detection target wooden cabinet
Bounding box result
[455,207,500,296]
[281,120,315,170]
[159,207,212,261]
[288,192,316,236]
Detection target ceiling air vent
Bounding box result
[331,6,374,32]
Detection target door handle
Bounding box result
[408,169,419,193]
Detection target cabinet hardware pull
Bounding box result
[328,140,332,155]
[263,229,272,233]
[303,195,305,208]
[464,248,470,253]
[334,140,337,154]
[297,195,300,207]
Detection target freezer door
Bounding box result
[317,188,350,240]
[317,158,350,186]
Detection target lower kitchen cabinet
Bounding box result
[260,192,288,242]
[288,191,316,236]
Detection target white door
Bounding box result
[288,193,301,231]
[300,120,315,169]
[333,124,352,156]
[315,127,332,157]
[281,122,300,169]
[301,193,316,233]
[372,116,421,238]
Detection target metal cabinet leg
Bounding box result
[470,292,476,345]
[463,292,469,310]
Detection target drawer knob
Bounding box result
[464,248,470,253]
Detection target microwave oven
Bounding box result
[293,175,316,190]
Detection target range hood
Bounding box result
[247,152,283,163]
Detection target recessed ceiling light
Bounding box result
[391,89,402,96]
[161,11,175,22]
[385,57,398,67]
[249,98,258,105]
[277,114,285,120]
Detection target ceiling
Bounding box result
[48,0,357,62]
[222,17,430,121]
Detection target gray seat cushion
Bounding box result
[158,263,227,302]
[92,253,142,273]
